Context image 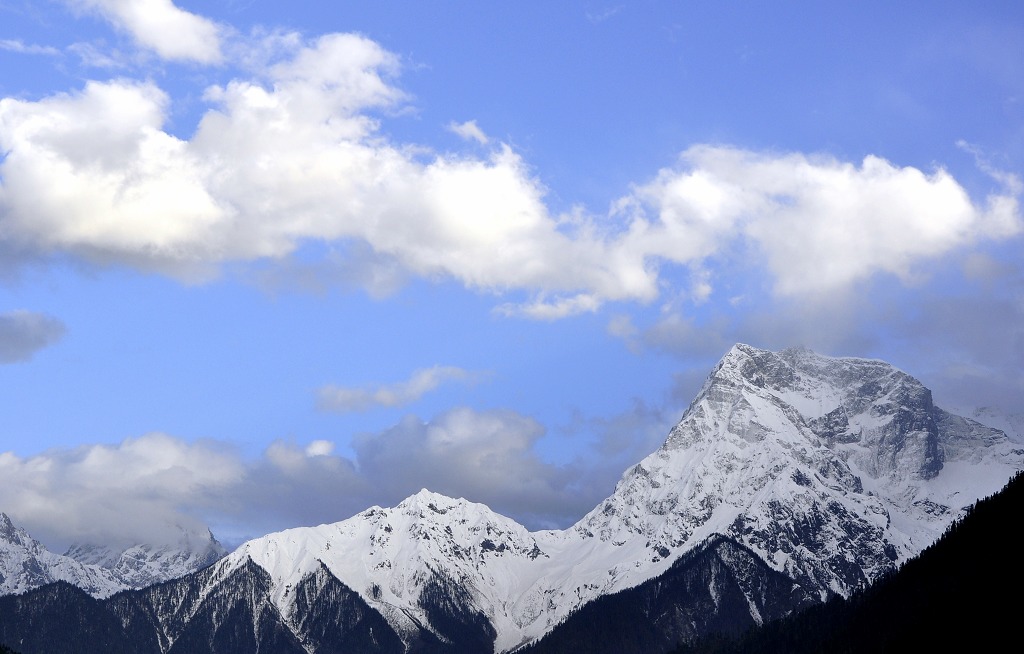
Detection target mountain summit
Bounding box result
[1,344,1020,654]
[579,343,1021,599]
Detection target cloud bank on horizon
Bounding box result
[0,0,1022,549]
[0,409,664,549]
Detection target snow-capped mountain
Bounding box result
[200,344,1023,651]
[576,344,1023,600]
[65,528,226,589]
[961,405,1024,444]
[0,513,124,597]
[0,514,226,597]
[1,344,1020,654]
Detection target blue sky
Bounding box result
[0,0,1021,550]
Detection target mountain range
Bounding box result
[1,344,1020,653]
[0,515,225,597]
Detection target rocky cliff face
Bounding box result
[581,344,1021,600]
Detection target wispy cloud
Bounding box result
[317,366,482,412]
[447,119,489,145]
[0,39,61,56]
[586,5,624,24]
[67,41,134,68]
[0,310,66,363]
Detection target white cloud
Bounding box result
[586,6,624,23]
[0,433,243,549]
[354,409,561,506]
[67,0,223,63]
[447,119,489,145]
[626,145,1022,297]
[0,28,1019,316]
[0,33,656,304]
[495,293,603,320]
[67,41,134,69]
[317,365,479,412]
[607,313,639,341]
[957,140,1024,195]
[0,407,608,548]
[304,440,335,457]
[0,310,66,363]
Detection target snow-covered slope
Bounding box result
[578,344,1023,600]
[205,344,1023,652]
[0,514,226,597]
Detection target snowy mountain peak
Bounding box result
[672,343,943,481]
[396,488,472,514]
[1,514,226,598]
[0,512,22,543]
[65,526,226,589]
[592,344,1022,599]
[0,513,125,598]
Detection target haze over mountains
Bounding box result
[1,344,1020,653]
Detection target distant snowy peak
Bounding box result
[961,406,1024,444]
[230,491,548,599]
[0,512,124,598]
[1,513,227,598]
[65,527,226,589]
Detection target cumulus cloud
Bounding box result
[0,310,66,363]
[67,0,223,63]
[0,32,652,304]
[352,408,588,521]
[317,366,481,412]
[0,433,243,549]
[0,405,639,548]
[0,25,1019,315]
[623,145,1022,297]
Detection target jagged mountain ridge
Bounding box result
[65,532,226,590]
[0,513,125,598]
[1,344,1020,653]
[0,513,226,597]
[201,344,1023,651]
[575,344,1023,598]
